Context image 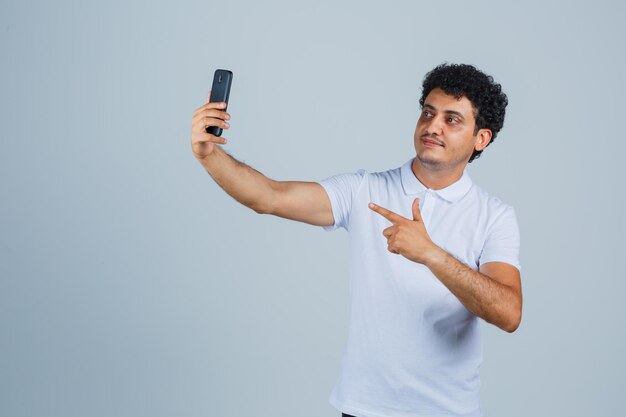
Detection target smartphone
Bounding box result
[206,69,233,137]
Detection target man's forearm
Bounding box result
[425,246,521,332]
[198,145,276,214]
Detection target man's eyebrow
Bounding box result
[423,103,466,119]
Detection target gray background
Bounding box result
[1,1,624,416]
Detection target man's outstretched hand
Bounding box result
[190,90,231,161]
[368,198,441,265]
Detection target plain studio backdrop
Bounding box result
[1,1,625,416]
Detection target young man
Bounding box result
[190,63,522,417]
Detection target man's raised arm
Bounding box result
[190,92,334,227]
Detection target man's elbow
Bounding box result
[501,287,523,333]
[504,307,522,333]
[252,205,269,215]
[250,199,273,215]
[504,319,520,333]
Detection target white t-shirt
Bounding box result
[316,157,521,417]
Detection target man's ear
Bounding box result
[474,129,493,151]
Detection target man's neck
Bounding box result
[411,158,466,190]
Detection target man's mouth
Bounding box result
[421,137,444,147]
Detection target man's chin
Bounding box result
[416,153,442,167]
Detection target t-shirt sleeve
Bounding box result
[315,169,367,232]
[478,205,522,272]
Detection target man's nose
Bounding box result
[424,116,444,136]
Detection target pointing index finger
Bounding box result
[368,202,402,223]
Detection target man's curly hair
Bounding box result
[419,63,508,163]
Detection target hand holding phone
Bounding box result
[190,69,233,161]
[205,69,233,137]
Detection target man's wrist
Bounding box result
[197,144,223,169]
[424,244,448,269]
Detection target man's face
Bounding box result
[413,88,490,170]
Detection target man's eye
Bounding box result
[423,111,433,118]
[447,117,459,123]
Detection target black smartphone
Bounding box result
[206,69,233,137]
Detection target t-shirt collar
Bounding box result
[400,157,473,203]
